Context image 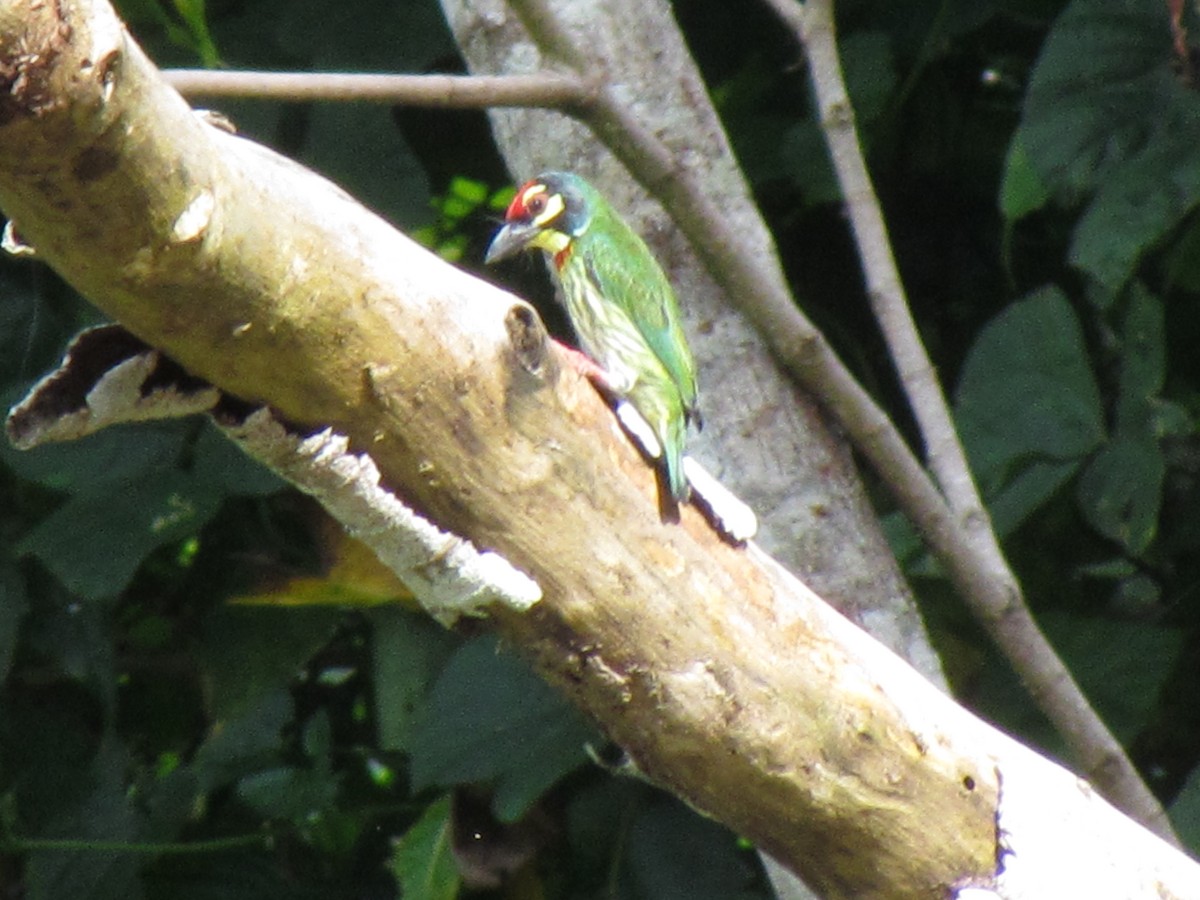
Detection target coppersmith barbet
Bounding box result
[485,172,701,503]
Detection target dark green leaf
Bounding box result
[1076,435,1164,555]
[954,286,1105,489]
[565,778,644,889]
[1170,766,1200,850]
[21,587,118,712]
[841,31,896,127]
[1164,213,1200,292]
[973,611,1183,752]
[880,511,922,570]
[268,0,449,228]
[884,459,1080,570]
[619,795,762,900]
[236,764,339,824]
[19,470,222,600]
[778,32,895,205]
[300,103,433,229]
[1048,612,1182,744]
[780,122,840,205]
[390,795,460,900]
[190,689,293,788]
[197,606,341,721]
[985,458,1080,538]
[1151,398,1192,439]
[1068,146,1200,290]
[146,689,293,831]
[1,683,109,827]
[24,735,147,900]
[0,270,94,386]
[1022,0,1185,194]
[369,607,459,752]
[1019,0,1200,287]
[0,422,187,496]
[715,58,798,188]
[1114,284,1165,435]
[189,421,285,496]
[408,637,598,823]
[275,0,452,69]
[0,561,28,680]
[143,852,329,900]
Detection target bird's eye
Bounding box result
[526,194,546,216]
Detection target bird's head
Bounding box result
[485,172,593,266]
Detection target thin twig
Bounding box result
[164,69,592,109]
[1,833,268,855]
[761,0,1176,841]
[794,0,981,527]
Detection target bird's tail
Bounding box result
[662,412,689,503]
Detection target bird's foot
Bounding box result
[557,344,613,388]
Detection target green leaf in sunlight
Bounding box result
[999,135,1048,222]
[390,796,460,900]
[170,0,220,66]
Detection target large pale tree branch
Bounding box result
[1,2,1196,897]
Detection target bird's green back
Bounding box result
[573,196,699,419]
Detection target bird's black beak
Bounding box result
[484,221,539,264]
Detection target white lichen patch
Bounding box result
[1,221,36,257]
[684,456,758,542]
[171,190,215,243]
[615,400,661,459]
[224,411,542,625]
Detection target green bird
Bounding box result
[485,172,701,503]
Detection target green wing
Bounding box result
[579,208,700,417]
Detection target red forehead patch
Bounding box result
[505,181,546,221]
